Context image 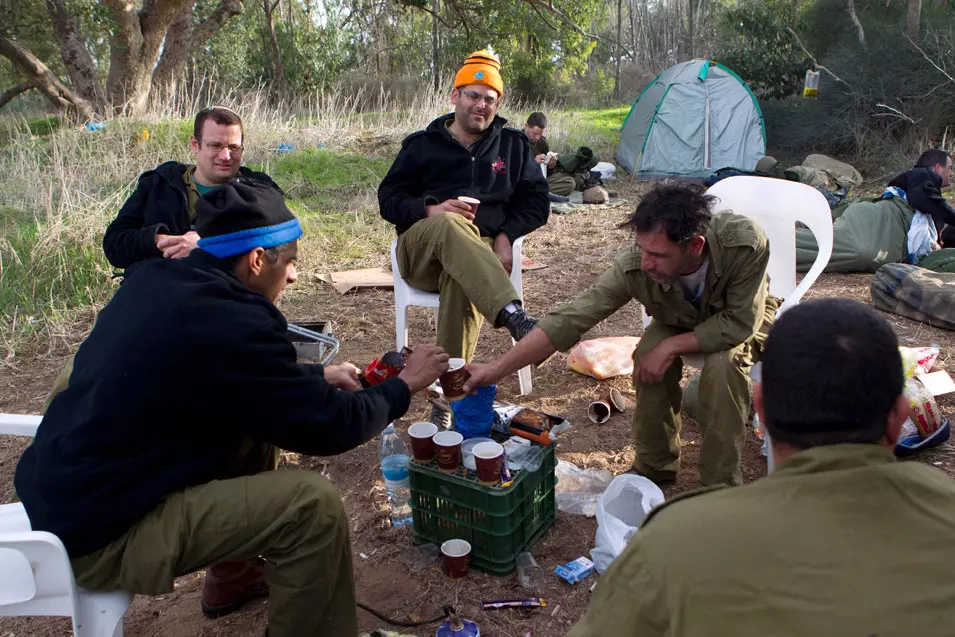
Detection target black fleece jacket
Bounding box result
[102,161,278,269]
[887,167,955,230]
[378,114,549,243]
[14,250,410,558]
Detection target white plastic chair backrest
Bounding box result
[705,176,833,314]
[0,531,78,618]
[0,414,42,437]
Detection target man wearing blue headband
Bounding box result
[15,180,450,637]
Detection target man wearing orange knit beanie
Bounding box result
[379,49,549,419]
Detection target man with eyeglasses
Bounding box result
[379,50,549,424]
[103,106,279,271]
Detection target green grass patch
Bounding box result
[253,148,391,211]
[0,213,111,322]
[28,116,63,137]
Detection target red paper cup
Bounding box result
[439,358,470,402]
[457,196,480,216]
[408,422,438,463]
[433,431,463,472]
[441,539,471,578]
[472,441,504,485]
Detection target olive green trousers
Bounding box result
[631,321,757,487]
[396,213,519,361]
[70,443,357,637]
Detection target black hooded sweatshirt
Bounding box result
[102,161,279,269]
[377,114,549,243]
[887,167,955,231]
[14,250,410,558]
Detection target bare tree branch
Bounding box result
[874,103,917,124]
[845,0,867,49]
[0,36,93,120]
[905,32,955,84]
[785,26,853,88]
[0,82,33,110]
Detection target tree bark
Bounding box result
[103,0,190,113]
[614,0,622,100]
[0,82,34,111]
[628,0,636,62]
[45,0,105,111]
[907,0,922,40]
[151,4,194,99]
[151,0,243,97]
[288,0,296,94]
[0,36,93,120]
[262,0,288,97]
[432,0,440,93]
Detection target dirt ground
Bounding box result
[2,178,955,637]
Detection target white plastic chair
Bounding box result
[0,413,132,636]
[641,176,834,368]
[391,237,533,395]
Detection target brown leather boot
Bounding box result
[200,557,269,619]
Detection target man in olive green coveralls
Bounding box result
[466,182,778,486]
[566,298,955,637]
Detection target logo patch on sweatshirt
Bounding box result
[491,157,507,175]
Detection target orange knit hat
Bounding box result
[453,49,504,97]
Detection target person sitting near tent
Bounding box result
[564,298,955,637]
[464,182,779,487]
[545,146,602,198]
[796,148,953,273]
[886,148,955,248]
[378,50,548,389]
[15,179,450,637]
[523,111,550,162]
[103,106,278,271]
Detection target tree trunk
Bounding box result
[845,0,867,49]
[432,0,440,93]
[45,0,105,111]
[628,0,636,62]
[103,0,189,113]
[288,0,296,94]
[151,4,194,100]
[151,0,242,97]
[907,0,922,40]
[262,0,288,97]
[687,0,695,58]
[0,36,93,120]
[614,0,622,100]
[0,82,34,111]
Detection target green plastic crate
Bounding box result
[408,442,556,575]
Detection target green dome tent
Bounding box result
[616,60,766,178]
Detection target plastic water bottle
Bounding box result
[379,424,412,527]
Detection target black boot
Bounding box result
[496,305,539,342]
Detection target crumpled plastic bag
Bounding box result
[554,460,613,517]
[899,345,939,378]
[591,475,665,574]
[905,377,944,439]
[567,337,640,380]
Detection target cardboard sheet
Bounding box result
[319,267,394,295]
[918,371,955,397]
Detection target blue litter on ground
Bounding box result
[895,418,950,457]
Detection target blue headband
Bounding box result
[198,218,303,258]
